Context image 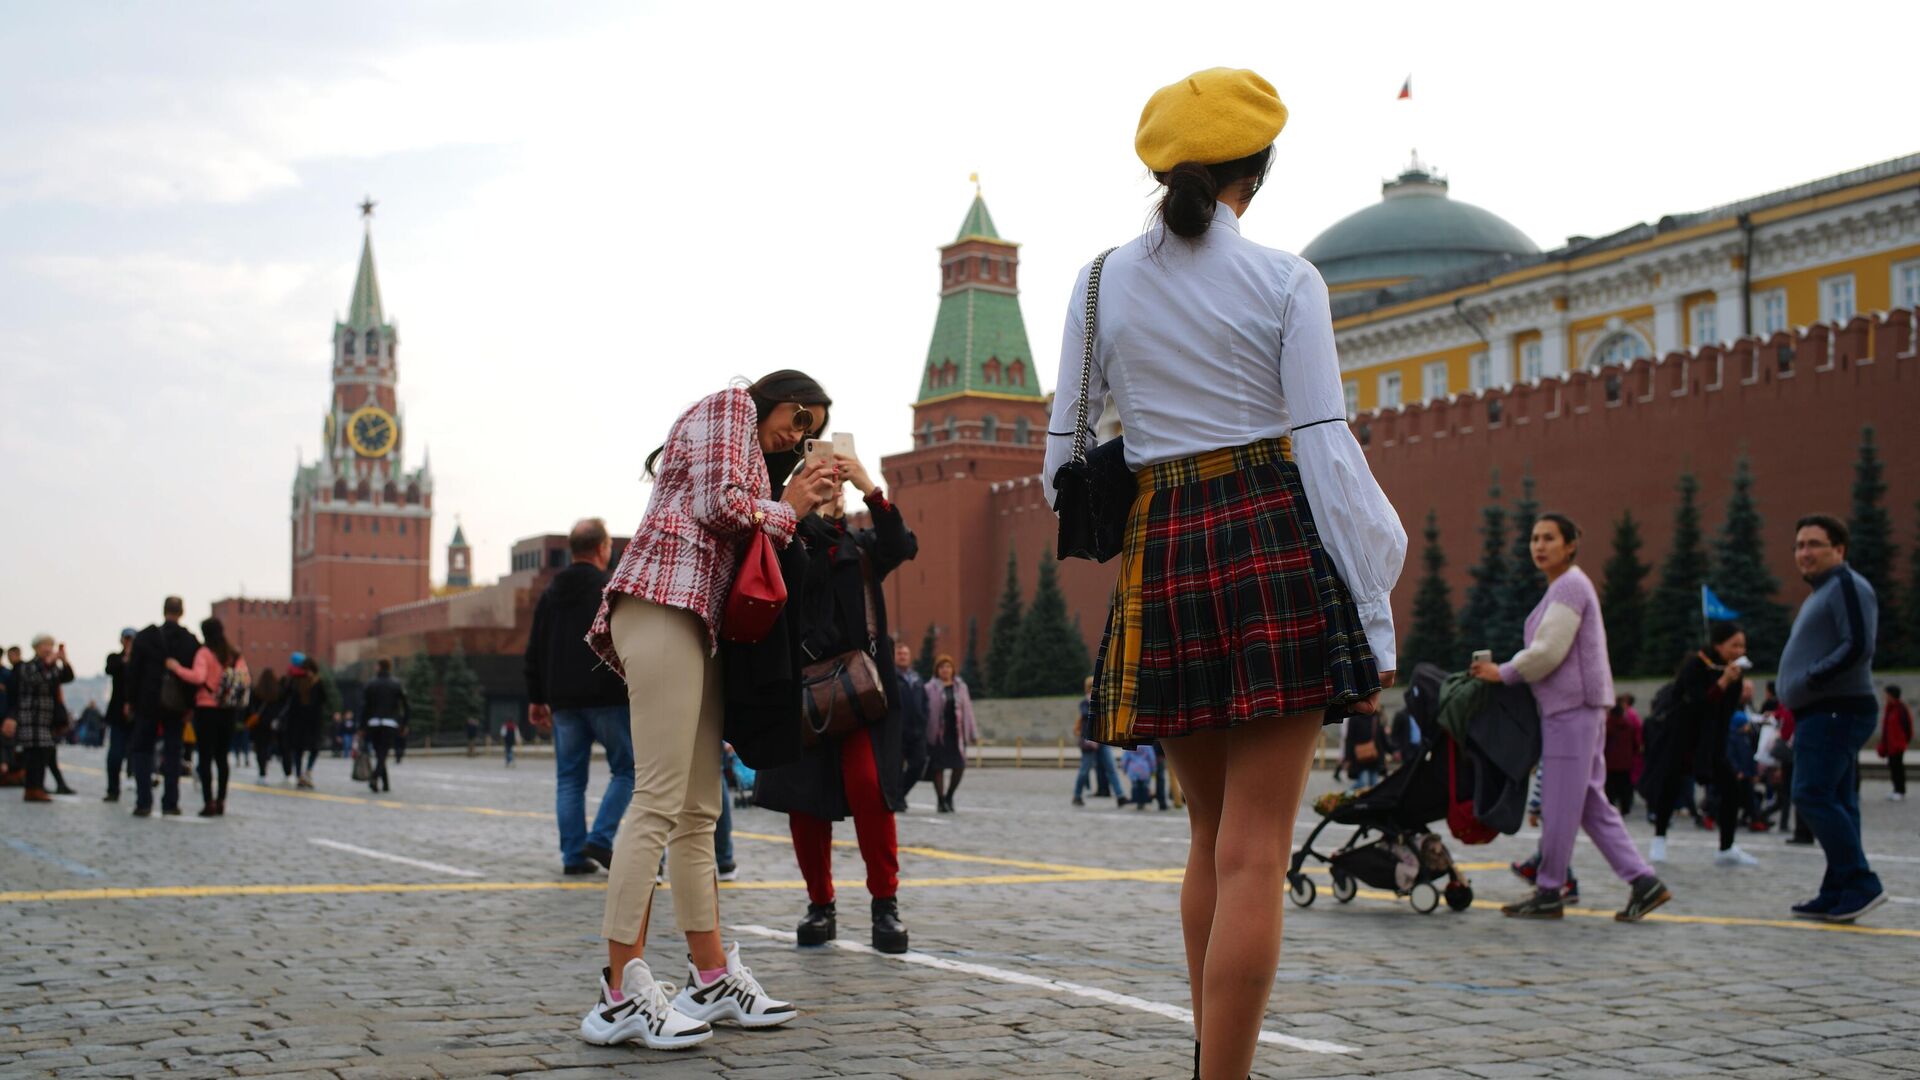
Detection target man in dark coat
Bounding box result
[525,518,636,875]
[127,596,201,817]
[103,628,136,801]
[892,643,928,807]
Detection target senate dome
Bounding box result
[1301,159,1540,290]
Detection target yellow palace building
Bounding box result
[1309,153,1920,414]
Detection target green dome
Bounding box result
[1301,165,1539,286]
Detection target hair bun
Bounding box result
[1162,161,1219,239]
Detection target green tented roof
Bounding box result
[954,195,999,242]
[916,286,1040,402]
[449,523,468,546]
[346,232,386,329]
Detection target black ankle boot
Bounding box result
[871,896,908,954]
[797,900,836,946]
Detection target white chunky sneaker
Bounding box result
[1715,845,1759,867]
[578,960,712,1049]
[1649,837,1667,863]
[672,943,797,1029]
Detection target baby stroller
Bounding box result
[1287,664,1475,915]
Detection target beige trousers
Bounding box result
[601,596,725,944]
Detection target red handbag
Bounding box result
[721,529,787,644]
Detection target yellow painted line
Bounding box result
[0,867,1187,905]
[1340,887,1920,939]
[65,766,1087,875]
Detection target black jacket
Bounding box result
[128,621,200,718]
[1465,683,1541,835]
[754,498,919,820]
[359,674,410,724]
[525,562,629,711]
[1639,652,1742,800]
[105,651,133,727]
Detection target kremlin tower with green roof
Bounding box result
[880,183,1111,676]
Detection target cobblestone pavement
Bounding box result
[4,747,1919,1078]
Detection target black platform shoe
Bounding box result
[871,896,909,954]
[797,900,836,946]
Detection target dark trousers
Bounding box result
[21,746,53,792]
[1712,760,1745,850]
[1793,710,1882,900]
[105,722,131,797]
[899,721,928,801]
[367,726,394,791]
[1605,769,1635,814]
[1152,752,1169,810]
[193,707,235,806]
[1651,769,1700,836]
[131,711,186,812]
[1891,753,1907,796]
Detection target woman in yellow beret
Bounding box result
[1044,67,1406,1079]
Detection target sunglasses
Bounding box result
[787,404,818,432]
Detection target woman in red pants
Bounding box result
[754,448,919,953]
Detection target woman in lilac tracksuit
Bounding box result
[1472,513,1672,922]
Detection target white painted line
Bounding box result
[308,838,481,878]
[731,924,1356,1056]
[3,837,103,877]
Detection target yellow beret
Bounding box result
[1135,67,1288,173]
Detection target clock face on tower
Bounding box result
[347,406,397,458]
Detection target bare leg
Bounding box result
[1165,713,1322,1080]
[1162,732,1227,1037]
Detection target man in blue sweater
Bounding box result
[1776,514,1883,924]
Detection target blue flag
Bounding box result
[1702,585,1742,622]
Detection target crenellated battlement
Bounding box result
[1353,308,1918,450]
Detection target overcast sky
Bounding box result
[5,1,1915,677]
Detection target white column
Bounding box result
[1538,315,1569,378]
[1653,297,1685,355]
[1714,286,1745,344]
[1487,334,1515,388]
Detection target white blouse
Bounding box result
[1043,202,1407,670]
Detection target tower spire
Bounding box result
[347,198,385,329]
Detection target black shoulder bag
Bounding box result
[1053,247,1137,563]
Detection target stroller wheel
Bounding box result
[1330,872,1358,904]
[1287,874,1316,908]
[1445,883,1474,912]
[1410,882,1441,915]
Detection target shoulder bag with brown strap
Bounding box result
[799,552,889,748]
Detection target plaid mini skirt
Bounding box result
[1090,437,1382,747]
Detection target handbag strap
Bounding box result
[1069,247,1119,465]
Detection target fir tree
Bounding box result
[1400,510,1459,672]
[1847,426,1903,664]
[1457,472,1508,660]
[915,624,937,681]
[402,651,439,733]
[1005,558,1092,696]
[1497,471,1546,656]
[985,545,1025,697]
[961,616,986,691]
[1642,472,1711,676]
[1599,511,1650,678]
[440,644,486,738]
[1709,456,1790,670]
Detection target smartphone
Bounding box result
[802,437,835,473]
[831,432,855,459]
[1734,656,1754,670]
[1472,649,1493,666]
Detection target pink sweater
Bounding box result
[179,647,231,708]
[1499,566,1616,715]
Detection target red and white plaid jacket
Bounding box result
[588,387,797,672]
